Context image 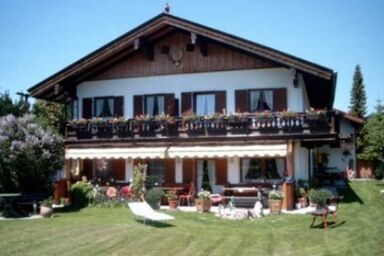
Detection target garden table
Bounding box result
[0,193,21,217]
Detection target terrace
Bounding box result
[66,110,336,141]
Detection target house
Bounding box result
[28,13,361,209]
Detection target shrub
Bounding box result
[70,181,93,208]
[144,188,164,209]
[308,189,332,208]
[0,114,64,194]
[166,190,177,200]
[131,163,146,201]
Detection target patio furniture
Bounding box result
[0,193,21,217]
[178,183,196,206]
[310,196,342,229]
[127,201,174,224]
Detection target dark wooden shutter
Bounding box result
[114,96,124,117]
[215,159,228,185]
[164,94,175,116]
[133,95,143,117]
[273,88,287,111]
[235,90,249,113]
[215,91,226,113]
[181,92,193,116]
[82,98,92,118]
[164,159,175,184]
[173,98,179,116]
[182,159,194,183]
[113,159,126,181]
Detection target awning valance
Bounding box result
[65,147,166,159]
[167,144,287,158]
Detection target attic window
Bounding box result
[186,44,195,52]
[161,46,169,54]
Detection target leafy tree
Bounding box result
[0,114,64,195]
[349,65,367,118]
[0,91,30,117]
[32,99,67,134]
[359,100,384,165]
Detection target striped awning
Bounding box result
[167,144,287,158]
[65,147,167,159]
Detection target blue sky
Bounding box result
[0,0,382,114]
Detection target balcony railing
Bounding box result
[66,111,335,140]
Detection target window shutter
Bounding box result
[215,91,226,113]
[82,98,92,119]
[114,96,124,117]
[215,159,228,185]
[133,95,143,117]
[164,94,175,116]
[235,90,249,113]
[181,92,193,116]
[273,88,287,111]
[164,159,175,184]
[173,98,179,116]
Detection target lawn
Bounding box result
[0,181,383,256]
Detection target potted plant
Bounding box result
[296,187,307,209]
[195,190,212,213]
[40,197,54,218]
[268,190,284,214]
[308,189,332,209]
[166,190,178,209]
[144,188,164,210]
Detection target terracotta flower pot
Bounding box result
[168,199,178,209]
[268,199,282,214]
[195,199,211,213]
[40,206,53,218]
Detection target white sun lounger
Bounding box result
[128,201,175,224]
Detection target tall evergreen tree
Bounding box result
[349,65,367,118]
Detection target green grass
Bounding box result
[0,181,383,256]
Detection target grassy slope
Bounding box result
[0,181,383,256]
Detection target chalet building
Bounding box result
[28,13,362,209]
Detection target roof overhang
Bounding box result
[167,144,287,158]
[65,147,167,159]
[28,13,336,106]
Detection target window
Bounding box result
[72,98,79,119]
[146,160,165,187]
[250,89,273,112]
[145,95,165,116]
[195,93,215,115]
[241,158,286,182]
[94,97,114,117]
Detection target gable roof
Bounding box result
[28,13,337,107]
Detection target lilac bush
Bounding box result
[0,114,64,194]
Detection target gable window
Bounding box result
[94,97,114,117]
[250,89,273,112]
[195,93,215,116]
[145,95,165,116]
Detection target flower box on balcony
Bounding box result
[113,119,133,138]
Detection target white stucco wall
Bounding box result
[77,68,307,117]
[319,144,356,173]
[294,141,310,181]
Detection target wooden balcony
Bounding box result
[65,111,335,142]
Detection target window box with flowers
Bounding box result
[134,115,157,137]
[205,113,227,135]
[183,114,205,136]
[255,111,279,133]
[111,117,133,138]
[305,109,329,132]
[225,113,249,134]
[195,190,212,213]
[279,111,303,133]
[69,119,92,139]
[155,114,179,136]
[90,118,113,138]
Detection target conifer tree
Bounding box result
[349,65,367,118]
